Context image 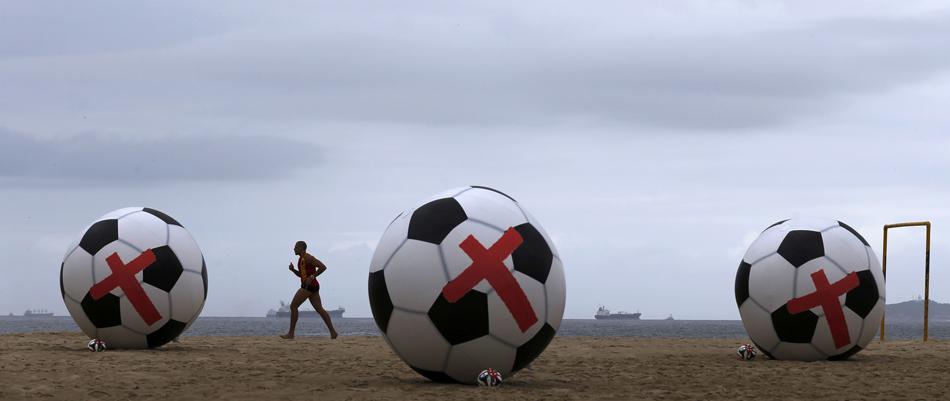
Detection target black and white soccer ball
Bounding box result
[61,207,208,349]
[735,218,884,361]
[87,338,107,352]
[477,368,503,387]
[368,186,566,384]
[736,343,756,360]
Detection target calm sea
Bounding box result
[1,316,947,340]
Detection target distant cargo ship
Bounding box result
[23,309,54,317]
[267,301,344,318]
[595,306,641,320]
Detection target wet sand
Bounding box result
[2,333,948,400]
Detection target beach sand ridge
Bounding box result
[2,333,948,400]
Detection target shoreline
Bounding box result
[2,333,948,400]
[4,318,947,341]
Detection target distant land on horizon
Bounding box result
[885,298,950,322]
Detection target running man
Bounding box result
[280,240,339,339]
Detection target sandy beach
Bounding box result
[2,333,948,400]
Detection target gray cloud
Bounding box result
[0,1,240,60]
[0,128,320,183]
[304,12,950,130]
[2,5,948,133]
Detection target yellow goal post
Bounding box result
[880,221,932,342]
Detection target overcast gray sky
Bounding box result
[2,1,949,319]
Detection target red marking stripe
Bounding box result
[89,250,163,326]
[442,228,539,333]
[787,270,859,349]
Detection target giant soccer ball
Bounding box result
[368,186,566,384]
[735,218,884,361]
[61,207,208,349]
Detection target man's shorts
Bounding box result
[301,278,320,293]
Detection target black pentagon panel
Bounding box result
[59,263,65,297]
[200,257,208,301]
[828,345,862,361]
[142,246,184,292]
[845,270,879,318]
[838,221,870,247]
[410,366,461,384]
[471,185,517,202]
[407,198,467,244]
[771,304,818,343]
[512,323,556,372]
[79,219,118,255]
[146,319,187,348]
[752,341,775,359]
[143,208,182,227]
[512,223,553,283]
[735,261,752,307]
[428,291,489,345]
[764,219,789,232]
[777,230,824,268]
[368,270,394,333]
[81,292,122,328]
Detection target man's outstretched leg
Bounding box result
[309,292,339,339]
[280,289,310,340]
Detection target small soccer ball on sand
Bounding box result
[87,338,107,352]
[477,368,503,387]
[737,343,756,360]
